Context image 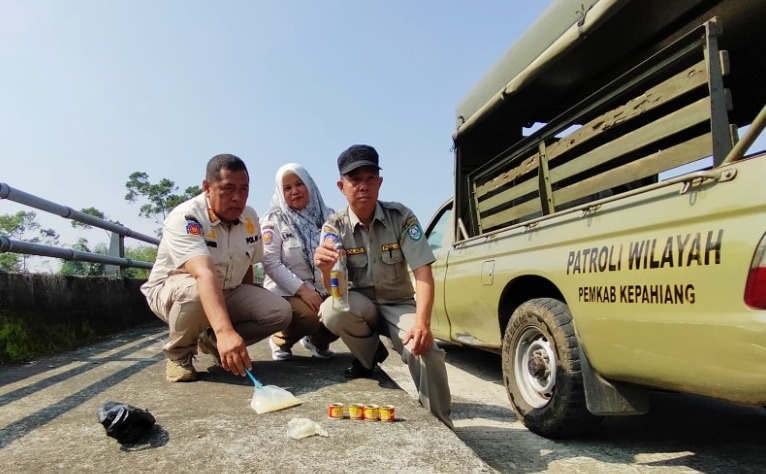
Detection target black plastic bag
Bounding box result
[97,400,156,444]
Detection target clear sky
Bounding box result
[5,1,764,272]
[1,0,550,263]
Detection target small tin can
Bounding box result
[349,403,364,420]
[363,404,379,421]
[328,403,345,419]
[379,405,395,422]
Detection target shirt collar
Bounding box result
[205,196,240,226]
[348,202,386,229]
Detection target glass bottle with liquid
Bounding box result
[330,244,350,311]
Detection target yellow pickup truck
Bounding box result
[424,0,766,437]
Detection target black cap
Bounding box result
[337,144,382,175]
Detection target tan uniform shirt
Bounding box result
[320,201,434,305]
[141,193,263,297]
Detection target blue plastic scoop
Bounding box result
[245,368,264,390]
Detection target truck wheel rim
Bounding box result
[514,327,557,408]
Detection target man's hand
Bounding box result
[314,240,340,292]
[313,239,338,272]
[296,284,323,313]
[215,328,252,376]
[402,322,434,356]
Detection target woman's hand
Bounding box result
[296,284,323,313]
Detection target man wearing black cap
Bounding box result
[313,144,453,428]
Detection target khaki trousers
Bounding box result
[146,274,292,361]
[321,291,453,428]
[271,296,338,350]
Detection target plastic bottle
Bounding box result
[330,244,350,311]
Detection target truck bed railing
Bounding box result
[469,19,734,234]
[458,167,739,247]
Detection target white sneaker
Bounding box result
[300,336,335,359]
[268,338,293,361]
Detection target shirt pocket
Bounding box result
[379,246,404,283]
[283,238,308,275]
[347,253,368,269]
[283,236,303,259]
[346,252,368,289]
[284,235,302,249]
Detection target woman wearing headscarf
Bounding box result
[261,163,338,360]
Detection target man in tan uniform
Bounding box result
[141,154,292,382]
[314,144,453,428]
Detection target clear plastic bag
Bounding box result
[287,417,328,440]
[250,385,302,413]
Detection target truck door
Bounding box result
[423,200,454,340]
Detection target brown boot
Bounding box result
[166,355,197,382]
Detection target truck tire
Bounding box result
[502,297,601,438]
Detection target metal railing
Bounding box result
[0,182,159,274]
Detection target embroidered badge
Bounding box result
[186,221,203,236]
[407,224,423,241]
[207,208,219,223]
[323,233,339,245]
[403,215,418,229]
[245,217,256,234]
[346,247,366,255]
[263,230,273,245]
[381,243,401,252]
[205,230,217,239]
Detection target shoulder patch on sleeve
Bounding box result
[406,221,423,241]
[263,229,273,245]
[323,232,339,245]
[321,223,339,245]
[186,220,203,236]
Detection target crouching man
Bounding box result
[313,145,453,428]
[141,154,292,382]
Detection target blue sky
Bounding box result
[5,1,764,271]
[1,0,550,259]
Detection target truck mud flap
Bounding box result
[579,346,650,416]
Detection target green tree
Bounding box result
[0,252,16,272]
[59,238,107,276]
[71,206,121,231]
[0,211,60,272]
[122,245,158,279]
[67,206,157,277]
[125,172,201,229]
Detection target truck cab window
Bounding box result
[426,204,453,251]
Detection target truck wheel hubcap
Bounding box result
[514,327,556,408]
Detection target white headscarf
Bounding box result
[266,163,333,271]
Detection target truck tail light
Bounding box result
[745,233,766,309]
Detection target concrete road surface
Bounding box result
[0,326,491,474]
[3,326,765,474]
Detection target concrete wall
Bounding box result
[0,271,161,363]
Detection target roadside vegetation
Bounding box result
[0,172,200,277]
